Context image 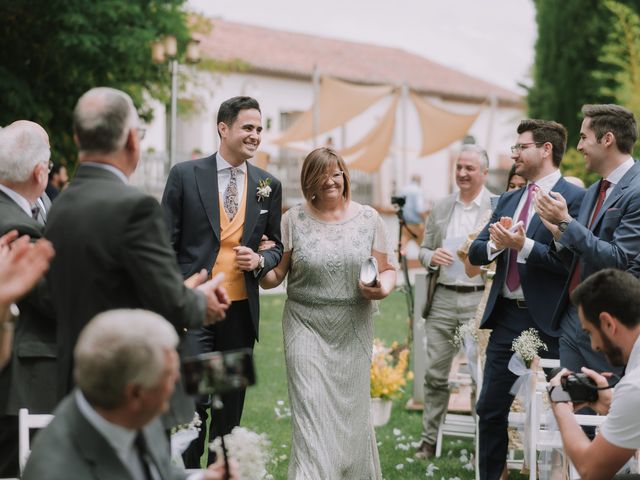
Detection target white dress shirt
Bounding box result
[217,152,247,200]
[438,188,488,287]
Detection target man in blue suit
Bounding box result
[469,119,585,480]
[535,104,640,375]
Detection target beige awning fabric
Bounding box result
[272,76,395,145]
[411,93,483,157]
[341,93,399,173]
[252,151,270,170]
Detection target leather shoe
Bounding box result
[414,441,435,460]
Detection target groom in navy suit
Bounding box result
[469,119,585,480]
[162,96,283,466]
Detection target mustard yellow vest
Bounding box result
[211,173,248,301]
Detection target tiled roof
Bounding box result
[196,19,523,107]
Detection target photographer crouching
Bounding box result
[548,269,640,480]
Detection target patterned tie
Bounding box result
[505,183,537,291]
[568,179,611,294]
[223,167,239,220]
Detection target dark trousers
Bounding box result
[559,305,622,375]
[0,415,18,477]
[477,298,559,480]
[182,300,255,468]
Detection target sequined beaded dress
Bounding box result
[281,204,392,480]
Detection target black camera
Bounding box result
[182,348,256,395]
[391,195,406,207]
[558,373,599,403]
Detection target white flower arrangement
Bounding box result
[450,320,477,349]
[511,328,548,367]
[256,178,272,202]
[210,426,272,480]
[170,413,202,467]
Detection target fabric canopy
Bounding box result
[341,93,399,173]
[411,93,483,157]
[272,76,394,145]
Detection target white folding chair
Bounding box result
[18,408,53,474]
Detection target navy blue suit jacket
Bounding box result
[469,177,585,337]
[551,160,640,327]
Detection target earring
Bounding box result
[311,194,316,201]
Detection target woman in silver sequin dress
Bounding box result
[260,147,396,479]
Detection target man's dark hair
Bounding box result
[517,119,568,167]
[582,104,638,154]
[571,269,640,328]
[48,164,65,180]
[216,96,261,133]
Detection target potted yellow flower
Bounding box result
[370,339,413,427]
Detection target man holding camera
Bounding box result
[549,268,640,479]
[415,145,494,459]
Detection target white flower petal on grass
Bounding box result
[411,441,422,448]
[395,464,404,470]
[393,428,402,436]
[395,443,410,451]
[425,463,439,477]
[459,454,469,463]
[406,457,415,463]
[276,400,285,406]
[463,462,475,471]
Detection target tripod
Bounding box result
[393,203,417,343]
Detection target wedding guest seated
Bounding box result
[23,309,237,480]
[549,269,640,479]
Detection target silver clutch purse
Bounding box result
[359,256,379,286]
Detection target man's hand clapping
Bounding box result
[195,272,231,325]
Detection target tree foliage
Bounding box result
[0,0,192,168]
[528,0,640,182]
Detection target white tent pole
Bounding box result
[401,83,409,188]
[312,65,320,148]
[484,93,497,159]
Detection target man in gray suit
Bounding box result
[415,145,495,459]
[45,87,230,427]
[23,309,236,480]
[0,121,56,477]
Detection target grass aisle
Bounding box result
[242,291,477,479]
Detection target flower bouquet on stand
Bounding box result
[370,339,413,427]
[508,328,548,474]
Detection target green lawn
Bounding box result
[240,290,481,479]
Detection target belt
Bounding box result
[502,297,528,309]
[439,284,485,294]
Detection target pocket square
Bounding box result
[260,209,268,214]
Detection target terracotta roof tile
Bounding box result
[196,19,522,106]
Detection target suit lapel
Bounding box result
[68,396,134,480]
[579,182,600,227]
[195,155,221,241]
[242,163,260,245]
[592,161,640,229]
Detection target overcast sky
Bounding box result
[187,0,537,93]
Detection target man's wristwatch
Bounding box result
[558,219,572,233]
[257,254,265,271]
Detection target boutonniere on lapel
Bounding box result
[256,178,272,202]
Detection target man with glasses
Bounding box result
[469,119,585,479]
[161,96,283,466]
[535,104,640,375]
[0,120,57,477]
[415,145,495,460]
